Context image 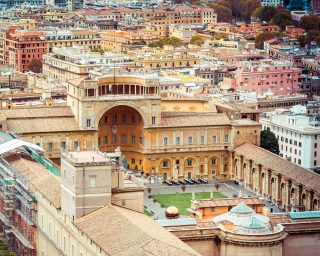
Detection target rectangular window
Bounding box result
[131,136,136,144]
[121,135,126,144]
[112,135,117,144]
[113,115,117,124]
[200,136,205,144]
[122,115,126,124]
[315,151,317,157]
[187,159,192,166]
[163,160,168,168]
[211,170,216,176]
[86,119,91,127]
[163,137,168,146]
[314,160,317,166]
[210,207,215,212]
[61,141,66,149]
[89,176,96,188]
[73,141,78,150]
[176,136,180,145]
[212,136,217,144]
[139,136,143,145]
[131,158,135,164]
[224,135,229,142]
[298,159,301,165]
[315,143,318,148]
[188,136,193,145]
[152,116,156,125]
[104,136,108,144]
[211,158,216,166]
[48,142,53,151]
[104,116,108,123]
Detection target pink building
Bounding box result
[234,60,302,96]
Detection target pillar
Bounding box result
[258,165,262,194]
[298,185,303,208]
[287,180,292,212]
[180,160,185,178]
[267,170,272,201]
[277,175,281,204]
[310,191,314,211]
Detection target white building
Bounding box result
[261,112,320,170]
[260,0,283,7]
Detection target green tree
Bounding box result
[208,4,233,23]
[242,0,260,23]
[300,15,320,32]
[260,130,280,155]
[29,59,42,73]
[270,9,293,29]
[255,32,277,49]
[149,36,183,48]
[252,6,276,21]
[190,34,204,46]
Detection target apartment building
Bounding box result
[234,60,302,96]
[261,109,320,170]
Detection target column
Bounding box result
[180,160,185,178]
[287,180,292,212]
[240,155,244,182]
[249,160,253,189]
[309,191,314,211]
[172,158,176,180]
[277,175,281,204]
[267,170,272,201]
[204,157,208,177]
[298,185,303,207]
[258,165,262,195]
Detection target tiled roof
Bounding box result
[160,112,230,128]
[234,143,320,194]
[6,117,81,133]
[75,205,200,256]
[195,197,262,208]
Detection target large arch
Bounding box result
[98,105,145,170]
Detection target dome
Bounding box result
[230,202,254,214]
[243,216,267,229]
[165,206,179,219]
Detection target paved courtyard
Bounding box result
[144,179,284,220]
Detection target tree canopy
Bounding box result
[29,59,42,73]
[148,36,183,48]
[254,32,277,49]
[260,130,280,155]
[252,6,276,21]
[190,34,204,46]
[300,15,320,32]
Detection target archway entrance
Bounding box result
[98,105,144,171]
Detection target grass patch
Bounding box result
[144,208,153,217]
[151,192,226,216]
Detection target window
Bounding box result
[200,136,205,144]
[315,143,318,148]
[152,116,156,125]
[188,136,193,145]
[86,119,91,127]
[104,116,108,123]
[131,136,136,144]
[131,158,136,164]
[113,115,117,124]
[212,136,217,144]
[104,136,108,144]
[314,160,317,166]
[210,207,215,212]
[163,137,168,146]
[212,170,216,176]
[187,159,192,166]
[48,142,53,151]
[298,159,301,165]
[112,135,117,144]
[61,141,66,149]
[139,136,143,145]
[163,160,168,168]
[73,141,78,150]
[89,176,96,188]
[211,158,217,166]
[122,115,126,124]
[224,135,229,142]
[176,136,180,145]
[299,142,302,147]
[121,135,126,144]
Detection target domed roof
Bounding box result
[230,202,254,214]
[166,206,179,215]
[243,216,267,229]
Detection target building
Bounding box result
[260,111,320,170]
[2,27,48,72]
[311,0,320,13]
[260,0,284,6]
[234,60,302,96]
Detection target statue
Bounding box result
[192,192,196,200]
[115,146,121,155]
[121,155,128,169]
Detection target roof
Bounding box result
[75,205,200,256]
[156,218,197,227]
[289,211,320,220]
[194,197,263,208]
[234,143,320,194]
[6,117,81,133]
[243,216,266,229]
[231,202,254,214]
[0,139,44,155]
[160,112,230,128]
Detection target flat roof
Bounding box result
[289,211,320,220]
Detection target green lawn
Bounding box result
[151,192,227,216]
[144,208,153,217]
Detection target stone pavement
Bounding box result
[143,179,284,219]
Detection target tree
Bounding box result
[181,185,186,193]
[270,8,293,29]
[215,183,220,192]
[208,4,233,23]
[300,15,320,32]
[252,6,276,21]
[190,34,204,46]
[148,36,183,48]
[255,32,277,49]
[260,130,280,155]
[242,0,260,23]
[29,59,42,73]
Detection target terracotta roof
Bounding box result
[160,112,230,128]
[194,197,263,208]
[234,143,320,194]
[6,116,81,133]
[33,175,61,209]
[75,205,200,256]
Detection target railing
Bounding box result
[27,149,60,177]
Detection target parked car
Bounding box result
[186,179,194,184]
[172,180,180,185]
[179,179,187,185]
[164,179,172,186]
[199,178,208,184]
